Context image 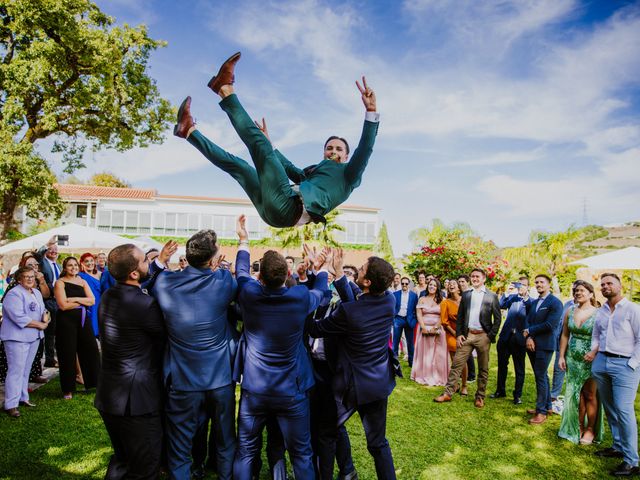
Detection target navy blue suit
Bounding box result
[308,283,397,480]
[153,265,238,480]
[523,294,563,415]
[232,249,328,480]
[392,289,418,366]
[36,247,60,366]
[495,294,531,399]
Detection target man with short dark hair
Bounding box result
[435,268,501,408]
[153,229,238,480]
[391,273,401,292]
[522,274,563,425]
[308,255,397,479]
[232,215,330,479]
[95,244,166,479]
[393,277,418,368]
[590,273,640,476]
[173,52,379,228]
[491,277,531,405]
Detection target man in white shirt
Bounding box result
[589,273,640,476]
[434,268,501,408]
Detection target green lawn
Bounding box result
[1,349,637,479]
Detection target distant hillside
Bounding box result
[583,222,640,253]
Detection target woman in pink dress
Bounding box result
[411,278,450,386]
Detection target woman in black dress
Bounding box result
[53,256,99,399]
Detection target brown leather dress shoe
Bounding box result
[5,408,20,418]
[528,413,547,424]
[207,52,241,94]
[527,408,553,415]
[173,96,195,138]
[433,393,452,403]
[475,398,485,408]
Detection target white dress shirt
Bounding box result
[468,287,486,330]
[591,298,640,369]
[398,290,409,317]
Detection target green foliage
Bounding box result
[404,219,508,286]
[89,172,131,188]
[0,0,174,239]
[0,132,65,235]
[375,221,395,263]
[267,209,345,247]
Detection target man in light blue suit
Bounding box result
[392,277,418,368]
[152,231,238,480]
[232,215,329,479]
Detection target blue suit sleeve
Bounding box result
[344,120,379,186]
[306,271,330,314]
[333,275,355,303]
[235,249,254,291]
[308,302,349,338]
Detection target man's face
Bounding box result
[178,256,188,269]
[457,278,469,291]
[134,249,150,282]
[535,276,551,295]
[401,278,410,292]
[343,267,356,280]
[393,274,401,287]
[96,253,107,268]
[517,281,529,296]
[356,262,368,290]
[45,244,58,261]
[600,276,622,299]
[286,258,294,271]
[324,139,348,163]
[470,271,485,288]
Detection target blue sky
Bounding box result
[64,0,640,255]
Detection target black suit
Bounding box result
[36,247,60,365]
[95,283,166,480]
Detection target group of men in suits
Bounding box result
[95,215,398,479]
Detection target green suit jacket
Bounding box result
[275,119,379,223]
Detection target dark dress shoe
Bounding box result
[5,408,20,418]
[207,52,241,94]
[489,392,506,399]
[19,401,36,407]
[596,447,624,458]
[339,469,358,480]
[174,96,195,138]
[44,361,58,368]
[191,464,205,479]
[433,393,452,403]
[513,397,522,405]
[31,376,48,384]
[611,462,640,476]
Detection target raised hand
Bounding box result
[356,76,376,112]
[331,248,344,278]
[254,117,270,141]
[212,253,226,271]
[236,214,248,241]
[159,240,179,266]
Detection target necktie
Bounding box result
[53,262,60,281]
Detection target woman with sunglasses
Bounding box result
[54,257,99,400]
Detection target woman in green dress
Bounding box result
[557,280,604,445]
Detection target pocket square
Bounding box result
[539,307,548,311]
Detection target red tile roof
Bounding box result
[55,184,156,200]
[55,184,379,212]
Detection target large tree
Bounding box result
[89,171,130,188]
[0,0,173,239]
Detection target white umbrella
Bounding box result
[569,247,640,270]
[0,223,144,255]
[570,246,640,299]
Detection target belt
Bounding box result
[602,351,630,359]
[396,315,407,319]
[468,329,485,335]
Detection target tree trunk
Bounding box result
[0,192,18,241]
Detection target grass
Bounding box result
[1,347,637,479]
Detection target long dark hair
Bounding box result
[425,278,443,304]
[61,256,79,278]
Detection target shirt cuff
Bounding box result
[238,244,250,253]
[365,111,380,123]
[154,258,166,269]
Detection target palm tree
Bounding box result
[268,209,345,248]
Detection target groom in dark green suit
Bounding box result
[174,52,380,228]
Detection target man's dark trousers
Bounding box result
[392,317,414,366]
[495,335,525,398]
[100,410,162,480]
[354,398,395,480]
[234,390,314,479]
[528,350,554,414]
[166,384,236,480]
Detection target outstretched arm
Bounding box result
[235,215,253,289]
[255,117,306,183]
[345,76,380,185]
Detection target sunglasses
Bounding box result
[401,282,409,286]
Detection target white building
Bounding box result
[41,184,381,244]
